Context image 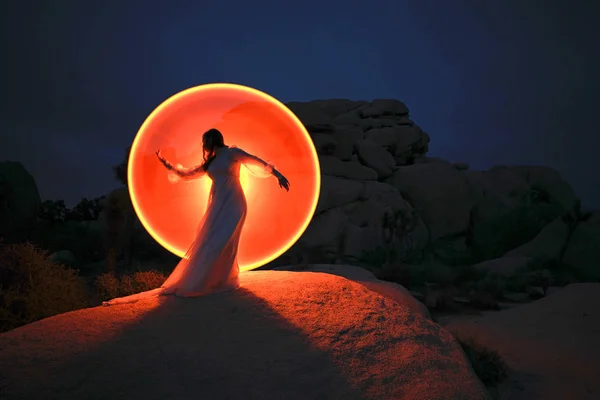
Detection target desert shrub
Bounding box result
[26,220,105,267]
[38,199,70,225]
[456,335,509,388]
[0,242,89,333]
[68,197,103,221]
[95,270,166,301]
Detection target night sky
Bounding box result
[1,0,599,208]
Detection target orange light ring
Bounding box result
[127,83,321,271]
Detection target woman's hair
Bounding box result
[201,128,226,171]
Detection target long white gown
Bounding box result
[103,146,275,306]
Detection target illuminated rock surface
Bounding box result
[0,270,489,400]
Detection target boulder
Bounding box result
[472,256,534,277]
[331,126,364,160]
[414,156,451,165]
[464,167,529,209]
[48,250,77,267]
[453,162,469,171]
[0,161,42,233]
[0,270,490,400]
[347,198,389,227]
[563,212,600,280]
[387,162,471,241]
[300,207,347,248]
[361,181,408,211]
[364,126,400,147]
[360,99,409,117]
[359,115,413,130]
[311,133,337,155]
[277,264,431,319]
[355,139,396,178]
[333,110,363,126]
[342,222,383,258]
[504,216,571,260]
[318,156,377,181]
[309,99,368,118]
[511,166,578,212]
[316,176,364,214]
[286,101,335,133]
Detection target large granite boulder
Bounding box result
[563,212,600,280]
[0,270,490,400]
[387,162,472,241]
[504,216,571,261]
[0,161,42,235]
[279,99,583,270]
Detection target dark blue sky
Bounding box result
[1,0,599,208]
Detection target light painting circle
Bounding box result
[128,83,321,271]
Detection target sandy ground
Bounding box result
[0,270,489,400]
[440,283,600,400]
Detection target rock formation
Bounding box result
[0,161,41,236]
[0,269,490,400]
[286,99,595,280]
[1,98,598,280]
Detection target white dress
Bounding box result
[103,146,274,306]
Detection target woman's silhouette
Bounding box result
[103,128,290,305]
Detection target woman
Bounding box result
[103,128,290,305]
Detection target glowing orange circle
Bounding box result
[128,83,321,271]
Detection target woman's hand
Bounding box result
[155,150,172,169]
[274,170,290,191]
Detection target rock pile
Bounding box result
[286,99,598,279]
[2,98,598,281]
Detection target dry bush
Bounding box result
[95,270,166,301]
[0,242,89,333]
[456,335,509,389]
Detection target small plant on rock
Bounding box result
[456,335,509,388]
[95,270,167,302]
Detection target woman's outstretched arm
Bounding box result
[172,164,206,180]
[231,147,275,175]
[156,150,206,181]
[231,147,290,191]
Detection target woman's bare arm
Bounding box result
[173,164,205,180]
[156,150,206,180]
[231,147,275,174]
[231,147,290,191]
